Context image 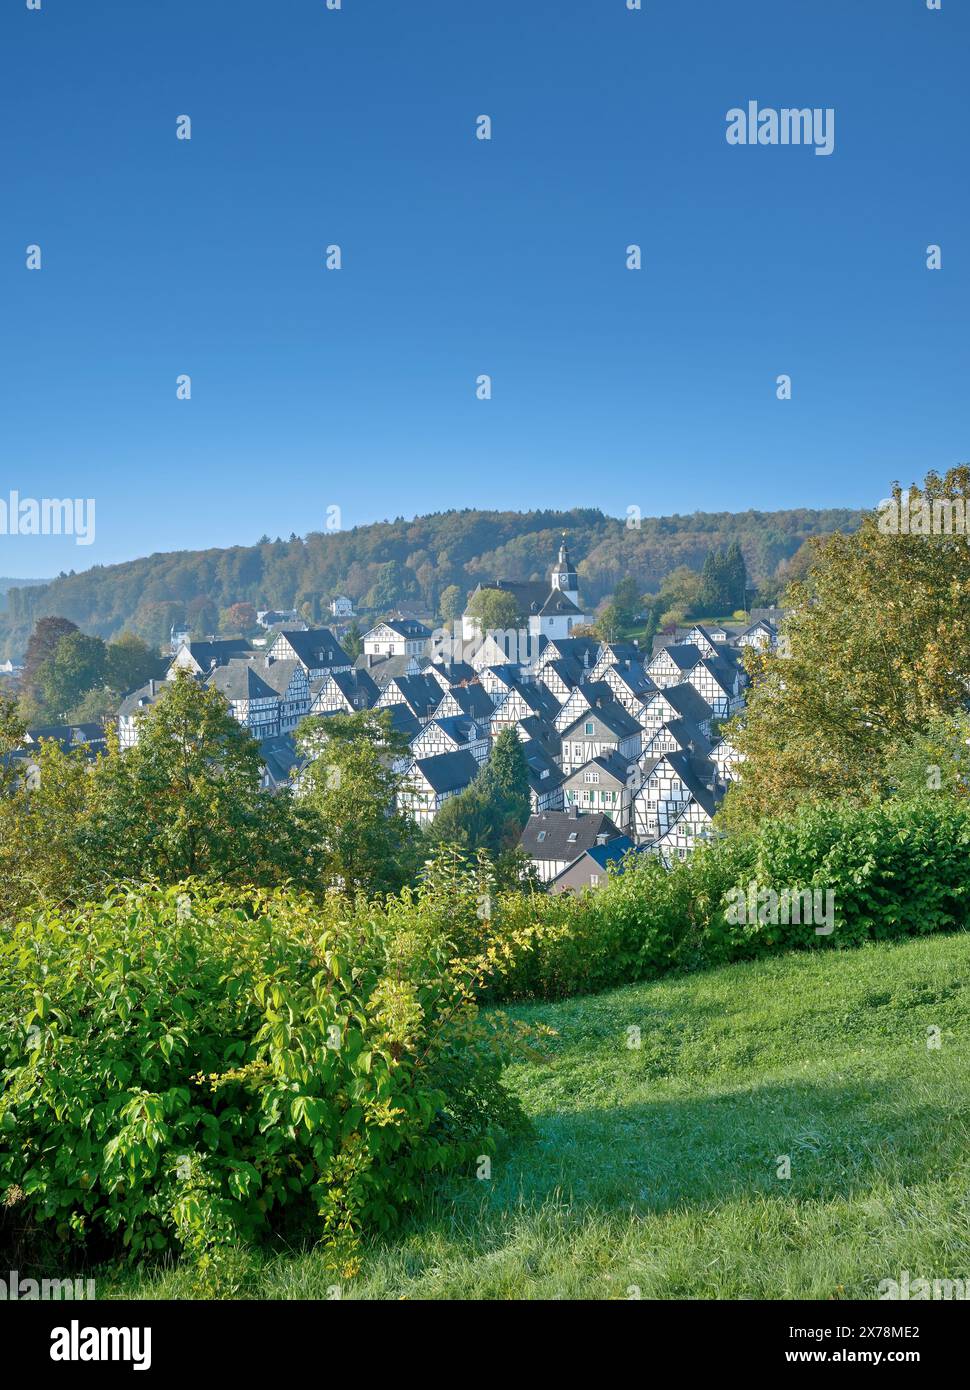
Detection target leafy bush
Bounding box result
[738,796,970,952]
[484,837,756,1000]
[473,799,970,1000]
[0,881,529,1268]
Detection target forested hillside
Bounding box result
[0,505,860,656]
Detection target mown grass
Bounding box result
[102,931,970,1299]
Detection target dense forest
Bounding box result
[0,505,861,657]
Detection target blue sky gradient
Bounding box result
[2,0,968,575]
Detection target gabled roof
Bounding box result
[693,657,734,694]
[170,637,253,672]
[317,667,380,708]
[595,641,643,667]
[516,714,561,761]
[537,589,582,617]
[494,681,560,723]
[538,655,584,690]
[480,663,523,690]
[520,738,565,794]
[563,751,634,789]
[259,734,306,788]
[490,579,552,612]
[376,702,422,742]
[366,617,432,640]
[436,683,494,722]
[206,659,277,703]
[254,658,304,696]
[354,653,425,685]
[581,836,640,871]
[428,658,478,687]
[604,662,656,699]
[540,635,599,666]
[520,809,622,860]
[274,628,351,670]
[641,749,723,818]
[561,698,642,742]
[649,683,714,725]
[651,643,702,672]
[117,680,170,719]
[420,715,486,746]
[389,673,448,719]
[643,717,712,759]
[411,749,480,795]
[24,722,106,746]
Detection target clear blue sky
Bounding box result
[2,0,967,576]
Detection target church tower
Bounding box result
[550,534,580,608]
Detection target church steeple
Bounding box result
[550,533,579,605]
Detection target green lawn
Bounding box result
[103,932,970,1300]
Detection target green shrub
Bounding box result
[484,836,756,1001]
[738,796,970,952]
[0,881,529,1267]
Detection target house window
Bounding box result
[584,721,594,735]
[589,874,599,886]
[537,831,546,842]
[583,771,599,784]
[567,832,578,843]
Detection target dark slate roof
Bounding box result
[206,659,277,702]
[537,589,582,617]
[644,717,712,759]
[650,683,714,725]
[515,682,562,722]
[521,739,565,794]
[275,628,351,670]
[260,734,306,789]
[605,663,656,699]
[582,836,640,871]
[561,699,642,742]
[540,656,584,690]
[254,657,304,695]
[117,680,170,718]
[595,641,643,667]
[436,683,494,722]
[655,643,703,671]
[482,663,524,690]
[642,749,723,819]
[354,653,425,685]
[695,657,734,693]
[376,702,422,742]
[424,715,486,745]
[369,617,432,640]
[520,809,623,860]
[428,659,478,687]
[24,722,106,746]
[412,749,480,795]
[563,751,634,788]
[321,667,380,708]
[491,579,551,611]
[169,637,253,672]
[516,714,561,761]
[388,673,444,719]
[545,635,599,666]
